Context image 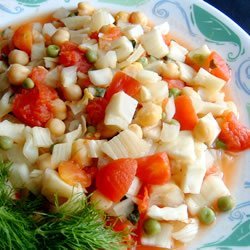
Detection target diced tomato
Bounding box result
[29,66,48,85]
[102,26,121,41]
[89,31,99,41]
[136,152,171,185]
[205,51,231,81]
[162,34,171,46]
[84,165,98,181]
[12,69,58,127]
[78,76,92,88]
[165,79,185,89]
[205,165,220,178]
[137,185,150,214]
[86,98,108,126]
[105,71,141,101]
[111,218,134,233]
[96,158,137,202]
[219,112,250,151]
[0,44,11,59]
[174,95,198,130]
[59,41,92,73]
[12,23,33,55]
[58,161,91,187]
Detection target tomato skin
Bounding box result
[58,41,92,73]
[89,31,99,41]
[136,152,171,185]
[165,79,185,89]
[174,95,198,130]
[105,71,141,101]
[12,24,33,55]
[86,98,108,126]
[136,185,150,214]
[58,161,91,187]
[219,112,250,151]
[12,67,58,127]
[96,158,137,202]
[205,51,231,81]
[29,66,48,85]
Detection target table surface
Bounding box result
[205,0,250,35]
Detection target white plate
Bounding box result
[0,0,250,249]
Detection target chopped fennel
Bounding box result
[32,127,53,148]
[51,143,72,167]
[147,204,188,221]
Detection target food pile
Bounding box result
[0,2,250,249]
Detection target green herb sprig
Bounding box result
[0,161,127,250]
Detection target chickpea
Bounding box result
[51,29,70,46]
[7,64,31,85]
[162,61,180,79]
[46,118,66,137]
[99,24,115,33]
[135,103,162,127]
[37,153,52,171]
[129,11,148,26]
[128,124,143,138]
[78,2,94,16]
[115,11,130,23]
[50,98,67,120]
[63,85,82,101]
[72,147,92,166]
[90,190,113,211]
[8,49,29,65]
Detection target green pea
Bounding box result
[217,196,235,212]
[138,57,148,67]
[87,126,96,134]
[0,136,13,151]
[22,78,35,89]
[47,45,60,58]
[215,139,227,150]
[143,218,161,236]
[86,49,97,63]
[198,207,216,225]
[169,88,181,98]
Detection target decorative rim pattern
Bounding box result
[0,0,249,249]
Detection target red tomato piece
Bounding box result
[165,79,185,89]
[12,23,33,55]
[219,112,250,151]
[12,71,58,127]
[174,95,198,130]
[29,66,48,85]
[136,152,171,185]
[102,26,121,41]
[58,161,91,187]
[136,185,149,214]
[162,34,171,46]
[89,31,99,41]
[105,71,141,101]
[96,158,137,202]
[205,51,231,81]
[59,41,92,73]
[86,98,108,126]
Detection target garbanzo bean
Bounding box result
[63,85,82,101]
[37,153,52,171]
[8,49,29,65]
[46,118,66,137]
[115,11,130,23]
[129,11,148,26]
[77,2,94,16]
[7,64,31,85]
[50,98,67,120]
[135,103,162,127]
[51,29,70,46]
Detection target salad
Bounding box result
[0,2,250,249]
